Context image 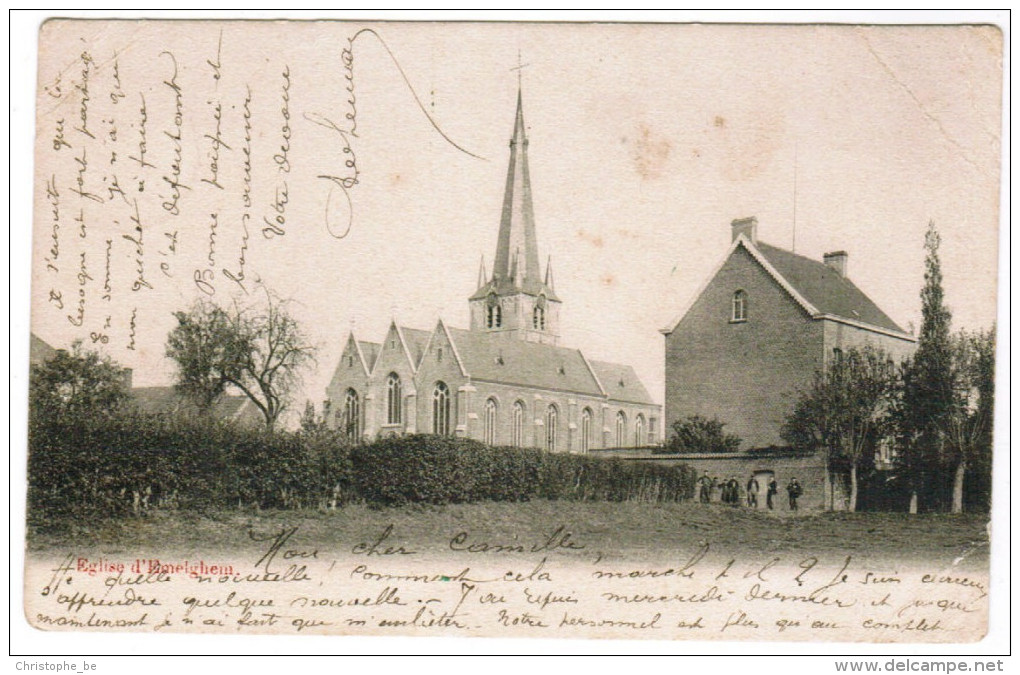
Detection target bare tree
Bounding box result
[166,289,316,430]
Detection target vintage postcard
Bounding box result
[21,18,1004,646]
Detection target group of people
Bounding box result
[697,472,802,511]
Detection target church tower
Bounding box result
[469,88,561,345]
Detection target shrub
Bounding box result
[26,414,696,525]
[663,415,742,454]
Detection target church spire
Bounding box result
[492,87,541,287]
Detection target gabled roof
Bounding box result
[29,333,57,365]
[755,242,907,335]
[588,360,655,406]
[130,387,256,421]
[357,341,381,373]
[396,326,431,370]
[445,327,605,397]
[663,235,914,340]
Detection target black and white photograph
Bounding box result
[11,12,1008,665]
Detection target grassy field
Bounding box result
[26,500,990,569]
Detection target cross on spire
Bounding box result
[510,49,529,91]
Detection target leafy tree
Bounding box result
[166,289,316,430]
[943,327,995,513]
[781,345,898,512]
[665,415,742,454]
[29,340,130,423]
[893,221,957,513]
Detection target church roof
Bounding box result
[397,326,431,369]
[357,341,381,372]
[446,327,605,397]
[588,360,656,406]
[754,241,907,335]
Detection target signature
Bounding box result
[307,28,486,241]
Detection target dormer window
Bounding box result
[731,290,748,322]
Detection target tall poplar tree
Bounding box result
[895,221,956,513]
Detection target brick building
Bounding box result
[662,217,916,450]
[325,90,660,451]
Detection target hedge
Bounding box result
[27,415,696,523]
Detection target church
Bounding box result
[324,91,661,451]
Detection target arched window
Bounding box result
[634,414,646,447]
[580,407,593,454]
[486,296,502,329]
[343,389,361,440]
[386,372,402,425]
[483,398,498,445]
[533,296,547,330]
[731,290,748,322]
[546,404,558,452]
[512,400,526,447]
[615,411,627,447]
[432,381,451,436]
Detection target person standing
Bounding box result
[698,472,712,504]
[766,476,778,510]
[746,474,759,507]
[787,478,802,511]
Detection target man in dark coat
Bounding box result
[787,478,803,511]
[767,477,778,510]
[698,472,712,504]
[746,474,760,508]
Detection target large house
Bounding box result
[662,217,916,449]
[325,90,661,451]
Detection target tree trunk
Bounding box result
[951,459,966,514]
[848,464,858,513]
[909,491,918,514]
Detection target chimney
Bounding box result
[823,250,848,278]
[731,216,758,244]
[121,367,134,390]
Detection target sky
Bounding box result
[22,19,1004,424]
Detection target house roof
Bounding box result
[29,333,57,365]
[588,360,655,405]
[130,386,254,420]
[445,327,605,397]
[663,234,913,340]
[755,242,907,334]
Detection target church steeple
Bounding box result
[469,83,561,345]
[492,89,541,286]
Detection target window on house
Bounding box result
[731,290,748,322]
[437,347,443,362]
[615,411,627,447]
[484,398,498,445]
[635,414,645,447]
[580,407,593,454]
[833,347,843,362]
[433,381,451,436]
[546,404,558,452]
[343,389,361,440]
[386,372,402,425]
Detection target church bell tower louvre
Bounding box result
[469,87,561,345]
